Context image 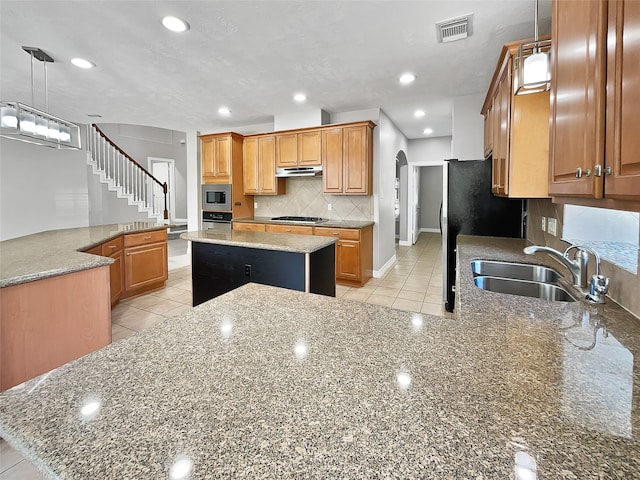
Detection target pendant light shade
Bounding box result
[0,47,82,149]
[514,0,551,95]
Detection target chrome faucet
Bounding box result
[523,244,610,303]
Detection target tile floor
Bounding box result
[0,233,450,479]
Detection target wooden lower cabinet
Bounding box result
[101,236,124,306]
[233,222,266,232]
[265,224,314,235]
[123,230,168,298]
[314,225,373,287]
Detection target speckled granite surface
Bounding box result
[1,236,639,478]
[181,229,337,253]
[0,222,169,288]
[233,216,374,229]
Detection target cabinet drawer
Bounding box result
[233,222,266,232]
[84,245,102,256]
[265,224,314,235]
[101,236,124,255]
[124,229,167,247]
[313,227,360,241]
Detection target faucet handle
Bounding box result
[586,274,609,304]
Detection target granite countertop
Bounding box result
[0,222,169,288]
[181,229,337,254]
[0,236,639,478]
[234,216,374,229]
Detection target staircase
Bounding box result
[87,124,168,222]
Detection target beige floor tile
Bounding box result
[1,439,23,474]
[172,292,193,305]
[363,277,382,286]
[426,285,442,296]
[142,299,184,315]
[111,323,136,343]
[162,304,193,318]
[351,285,377,295]
[0,458,44,479]
[379,279,406,289]
[151,287,189,300]
[421,302,446,317]
[112,311,165,332]
[342,290,372,302]
[335,285,350,298]
[373,286,400,297]
[402,283,428,294]
[173,280,192,291]
[366,295,395,307]
[423,293,443,305]
[110,303,140,321]
[397,289,426,302]
[121,294,162,309]
[392,298,423,313]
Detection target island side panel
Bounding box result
[308,243,336,297]
[191,242,306,306]
[1,266,112,391]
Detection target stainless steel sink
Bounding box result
[473,276,576,302]
[471,260,561,284]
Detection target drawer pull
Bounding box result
[108,245,117,249]
[126,252,131,256]
[143,236,152,240]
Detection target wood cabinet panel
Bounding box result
[343,125,372,194]
[275,134,298,168]
[201,136,215,177]
[313,224,371,286]
[313,227,360,241]
[322,128,343,193]
[124,229,167,248]
[259,136,278,194]
[483,104,493,158]
[233,222,266,232]
[298,130,322,166]
[124,242,168,293]
[108,250,124,305]
[85,245,102,256]
[604,0,640,201]
[549,0,607,197]
[265,224,314,235]
[336,241,360,280]
[243,136,285,195]
[243,137,260,194]
[201,134,233,184]
[101,236,123,256]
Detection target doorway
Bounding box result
[149,157,177,222]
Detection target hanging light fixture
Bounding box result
[0,46,82,149]
[514,0,551,95]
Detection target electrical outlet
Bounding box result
[254,202,258,208]
[547,218,557,236]
[327,203,332,211]
[541,216,546,232]
[244,264,251,277]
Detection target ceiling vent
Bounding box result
[436,14,473,43]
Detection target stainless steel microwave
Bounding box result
[202,184,232,211]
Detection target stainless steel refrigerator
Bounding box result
[442,159,525,312]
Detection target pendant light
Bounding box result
[0,47,81,149]
[514,0,551,95]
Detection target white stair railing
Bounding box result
[88,124,168,220]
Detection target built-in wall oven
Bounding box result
[202,184,232,212]
[202,211,232,232]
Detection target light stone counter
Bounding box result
[0,222,169,288]
[0,236,639,478]
[181,229,337,253]
[233,216,375,229]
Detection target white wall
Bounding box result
[0,138,90,240]
[419,166,443,231]
[451,93,484,160]
[407,137,452,166]
[274,109,330,130]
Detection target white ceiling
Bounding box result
[0,0,551,139]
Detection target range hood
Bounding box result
[276,166,322,177]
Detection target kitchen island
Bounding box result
[0,236,639,478]
[181,229,336,305]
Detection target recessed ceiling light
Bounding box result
[293,93,307,102]
[87,114,102,118]
[71,58,95,69]
[218,106,231,116]
[414,109,425,118]
[399,72,416,85]
[162,16,190,32]
[423,127,434,135]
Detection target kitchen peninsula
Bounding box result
[0,222,169,391]
[1,236,639,478]
[181,229,337,305]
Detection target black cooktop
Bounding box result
[271,216,326,223]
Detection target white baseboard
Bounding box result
[399,240,412,246]
[374,254,397,278]
[420,227,440,233]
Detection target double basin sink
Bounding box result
[471,260,576,302]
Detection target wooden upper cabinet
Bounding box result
[322,128,344,193]
[275,134,298,168]
[200,133,234,184]
[604,0,640,201]
[549,0,607,198]
[243,135,285,195]
[482,39,550,199]
[276,130,322,168]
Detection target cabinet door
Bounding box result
[491,82,502,195]
[214,136,232,181]
[276,134,298,168]
[124,242,168,292]
[265,224,314,235]
[298,130,322,166]
[484,103,493,158]
[549,0,607,197]
[322,128,343,193]
[109,250,123,305]
[604,0,640,200]
[343,125,371,194]
[233,222,266,232]
[336,240,360,281]
[201,136,216,177]
[259,136,277,194]
[243,138,260,194]
[495,64,511,196]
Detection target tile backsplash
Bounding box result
[527,199,640,319]
[254,177,373,221]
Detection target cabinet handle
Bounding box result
[143,236,152,240]
[126,252,131,256]
[605,166,612,175]
[575,167,591,178]
[108,245,117,249]
[576,168,582,178]
[594,164,602,177]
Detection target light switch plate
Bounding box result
[254,202,258,208]
[327,203,332,211]
[541,216,546,232]
[547,218,557,236]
